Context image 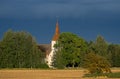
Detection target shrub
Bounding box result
[82,52,111,74]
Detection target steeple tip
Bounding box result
[52,20,60,41]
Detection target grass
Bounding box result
[83,72,120,78]
[106,72,120,78]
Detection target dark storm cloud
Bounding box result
[0,0,120,19]
[0,0,120,44]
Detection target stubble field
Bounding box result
[0,69,120,79]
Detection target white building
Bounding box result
[38,20,60,68]
[47,20,60,68]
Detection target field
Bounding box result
[0,68,120,79]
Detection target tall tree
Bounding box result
[53,32,87,68]
[108,44,120,67]
[94,35,108,57]
[0,30,46,68]
[86,35,112,65]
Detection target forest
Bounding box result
[0,30,120,69]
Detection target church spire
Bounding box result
[52,19,60,41]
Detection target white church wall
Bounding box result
[47,41,56,68]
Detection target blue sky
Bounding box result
[0,0,120,44]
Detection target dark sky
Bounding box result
[0,0,120,44]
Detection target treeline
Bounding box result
[0,30,48,68]
[0,30,120,69]
[53,32,120,69]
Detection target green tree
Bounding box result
[87,35,112,64]
[108,44,120,67]
[94,35,108,57]
[53,32,87,68]
[83,52,111,74]
[53,50,65,69]
[0,30,47,68]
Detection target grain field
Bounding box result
[0,69,120,79]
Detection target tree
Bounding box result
[86,35,112,64]
[53,49,65,69]
[108,44,120,67]
[53,32,87,68]
[0,30,47,68]
[83,52,111,74]
[94,35,108,57]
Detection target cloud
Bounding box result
[0,0,120,19]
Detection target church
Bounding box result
[38,20,60,68]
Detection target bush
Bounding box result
[82,52,111,74]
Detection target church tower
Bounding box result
[47,20,60,68]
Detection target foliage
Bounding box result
[108,44,120,67]
[53,50,65,69]
[87,35,120,67]
[0,30,48,68]
[82,52,111,74]
[53,32,87,68]
[53,33,120,69]
[0,29,120,69]
[95,35,108,56]
[87,35,108,57]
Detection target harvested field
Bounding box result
[0,69,120,79]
